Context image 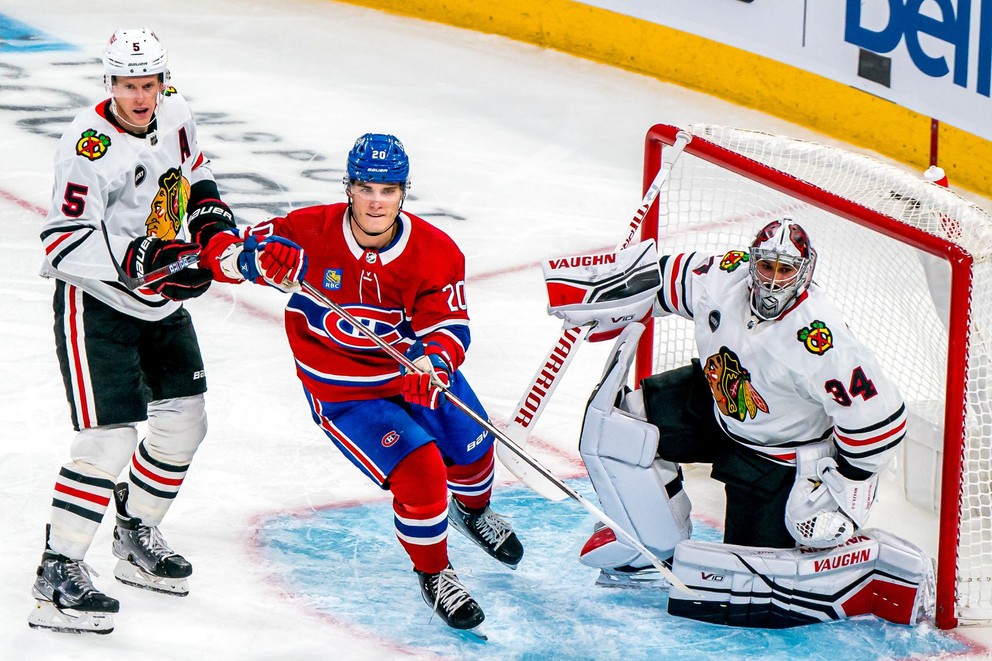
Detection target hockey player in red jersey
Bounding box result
[29,28,300,635]
[200,133,523,634]
[551,219,932,627]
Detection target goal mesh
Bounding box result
[636,124,992,629]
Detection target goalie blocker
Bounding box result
[544,240,661,342]
[668,528,934,628]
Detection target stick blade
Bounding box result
[495,441,569,502]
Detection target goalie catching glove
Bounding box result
[785,442,879,549]
[400,340,451,409]
[544,240,661,342]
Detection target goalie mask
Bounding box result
[748,219,817,320]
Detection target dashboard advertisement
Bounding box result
[577,0,992,141]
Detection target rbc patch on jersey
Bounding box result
[323,268,343,290]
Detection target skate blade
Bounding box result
[595,568,671,590]
[28,600,114,635]
[442,621,487,641]
[463,623,488,641]
[114,559,189,596]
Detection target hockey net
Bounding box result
[635,123,992,629]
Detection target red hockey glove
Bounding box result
[400,341,451,409]
[238,235,308,292]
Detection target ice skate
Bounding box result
[416,565,486,636]
[28,538,119,634]
[580,524,671,589]
[447,498,523,569]
[112,483,192,596]
[594,564,671,590]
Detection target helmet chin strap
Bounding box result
[109,97,160,134]
[347,203,398,243]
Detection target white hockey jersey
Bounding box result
[39,90,215,321]
[655,250,906,474]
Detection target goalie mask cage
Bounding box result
[635,123,992,630]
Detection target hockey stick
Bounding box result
[297,279,695,594]
[496,131,692,497]
[100,220,201,290]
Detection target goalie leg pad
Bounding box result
[579,324,691,569]
[667,528,933,628]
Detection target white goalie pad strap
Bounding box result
[544,241,661,341]
[786,442,879,549]
[668,528,934,627]
[579,323,691,568]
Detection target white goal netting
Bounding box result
[638,124,992,628]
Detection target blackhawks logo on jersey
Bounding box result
[76,129,111,161]
[798,320,833,355]
[145,168,190,240]
[719,250,749,272]
[704,346,769,422]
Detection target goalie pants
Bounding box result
[641,359,796,548]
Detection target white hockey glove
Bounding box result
[785,444,879,549]
[544,240,661,342]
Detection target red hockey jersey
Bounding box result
[248,203,471,402]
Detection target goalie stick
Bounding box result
[100,220,201,290]
[496,131,692,499]
[296,279,696,595]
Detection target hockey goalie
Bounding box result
[547,219,934,627]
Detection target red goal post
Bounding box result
[635,123,992,629]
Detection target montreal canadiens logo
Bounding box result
[323,305,406,350]
[382,431,400,447]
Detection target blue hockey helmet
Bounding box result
[345,133,410,186]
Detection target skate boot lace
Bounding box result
[432,568,473,615]
[137,525,175,561]
[472,509,513,549]
[64,559,100,596]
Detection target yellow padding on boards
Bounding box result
[335,0,992,197]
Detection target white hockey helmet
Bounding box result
[748,218,817,320]
[102,28,169,84]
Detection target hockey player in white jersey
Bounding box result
[552,219,932,626]
[29,28,302,635]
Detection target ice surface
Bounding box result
[1,1,990,659]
